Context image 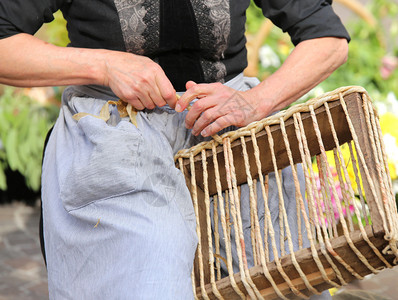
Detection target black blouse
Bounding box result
[0,0,350,91]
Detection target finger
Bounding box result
[118,87,148,110]
[190,105,223,135]
[185,80,197,90]
[187,87,240,132]
[155,69,177,108]
[136,66,171,108]
[201,107,251,137]
[135,89,157,110]
[116,73,156,110]
[175,80,197,111]
[129,99,145,111]
[125,82,160,110]
[200,114,233,137]
[176,82,221,112]
[177,83,209,112]
[185,96,218,130]
[148,84,167,107]
[185,96,217,129]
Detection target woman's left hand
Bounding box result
[175,81,270,137]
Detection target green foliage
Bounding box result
[0,87,58,191]
[43,10,70,47]
[246,1,264,33]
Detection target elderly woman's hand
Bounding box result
[103,52,178,110]
[176,81,270,137]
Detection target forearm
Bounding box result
[247,37,349,117]
[0,33,106,87]
[0,33,177,108]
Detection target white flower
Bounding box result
[376,101,388,116]
[386,92,398,115]
[384,133,398,155]
[393,180,398,196]
[298,86,325,102]
[311,86,325,97]
[376,92,398,116]
[383,133,398,170]
[259,45,280,68]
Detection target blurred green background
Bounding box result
[0,0,397,202]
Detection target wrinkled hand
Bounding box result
[176,81,269,137]
[103,51,177,110]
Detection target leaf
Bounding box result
[3,111,16,126]
[18,140,30,168]
[4,129,20,171]
[0,114,10,132]
[0,164,6,190]
[13,108,29,130]
[25,159,41,191]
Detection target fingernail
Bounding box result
[201,129,208,137]
[175,103,182,112]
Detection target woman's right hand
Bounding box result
[102,51,178,110]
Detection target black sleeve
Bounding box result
[253,0,350,45]
[0,0,66,39]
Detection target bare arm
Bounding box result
[0,33,177,109]
[177,37,349,137]
[245,37,349,115]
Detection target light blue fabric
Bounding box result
[41,74,330,299]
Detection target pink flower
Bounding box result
[313,169,354,226]
[380,56,398,79]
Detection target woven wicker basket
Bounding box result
[175,86,398,300]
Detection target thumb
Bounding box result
[175,81,198,112]
[185,80,197,90]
